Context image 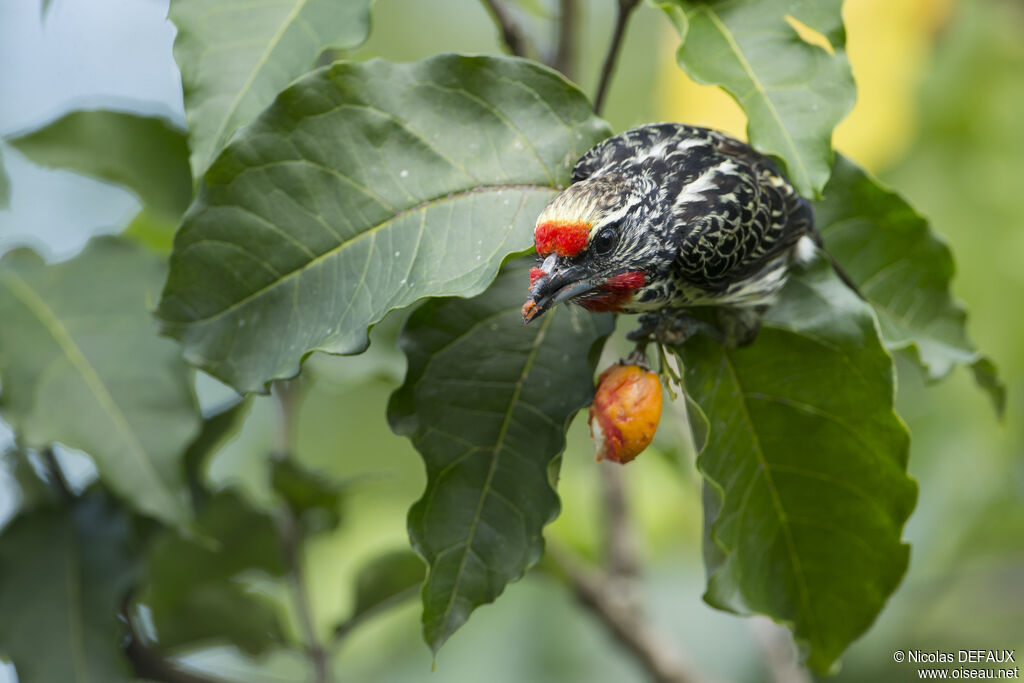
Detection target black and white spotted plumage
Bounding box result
[565,122,815,311]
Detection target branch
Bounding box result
[541,465,710,683]
[274,381,332,683]
[546,544,710,683]
[273,379,301,455]
[599,462,640,579]
[552,0,579,78]
[282,511,331,683]
[40,446,74,502]
[332,585,419,644]
[479,0,529,58]
[593,0,642,115]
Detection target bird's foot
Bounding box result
[626,312,721,347]
[627,313,712,399]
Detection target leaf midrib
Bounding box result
[167,183,553,326]
[0,272,179,517]
[715,349,821,648]
[435,309,556,643]
[206,0,311,164]
[697,5,812,192]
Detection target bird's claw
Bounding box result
[626,312,713,347]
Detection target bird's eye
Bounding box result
[592,227,618,256]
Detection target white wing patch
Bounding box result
[674,160,739,207]
[795,234,818,264]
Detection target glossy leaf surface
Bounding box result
[815,156,1004,412]
[158,55,609,393]
[389,262,612,652]
[677,261,917,673]
[657,0,854,197]
[170,0,374,175]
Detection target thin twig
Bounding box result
[274,382,332,683]
[552,0,579,77]
[593,0,642,115]
[273,379,301,455]
[282,511,331,683]
[40,446,74,502]
[546,544,710,683]
[599,461,640,579]
[332,585,420,644]
[479,0,529,58]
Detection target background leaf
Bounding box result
[0,237,200,527]
[656,0,854,197]
[183,398,252,509]
[271,456,344,535]
[6,110,191,221]
[676,260,917,673]
[389,261,613,653]
[815,156,1004,412]
[141,488,287,655]
[170,0,374,176]
[335,549,424,638]
[158,54,610,393]
[0,492,138,683]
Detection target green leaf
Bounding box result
[170,0,374,176]
[142,488,286,654]
[389,261,613,653]
[158,54,610,393]
[7,110,191,220]
[335,549,424,638]
[656,0,854,197]
[0,492,138,683]
[271,457,343,535]
[1,448,54,514]
[0,237,200,527]
[184,398,252,508]
[122,207,180,254]
[676,260,917,673]
[815,156,1005,413]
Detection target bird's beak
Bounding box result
[522,262,600,324]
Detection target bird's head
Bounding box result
[522,174,659,324]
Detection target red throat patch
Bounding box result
[535,220,591,258]
[579,271,646,313]
[528,267,545,286]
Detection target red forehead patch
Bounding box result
[535,221,591,258]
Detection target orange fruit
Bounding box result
[589,363,663,464]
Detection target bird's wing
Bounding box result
[670,141,813,292]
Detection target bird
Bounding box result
[521,123,844,347]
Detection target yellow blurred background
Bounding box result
[658,0,954,173]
